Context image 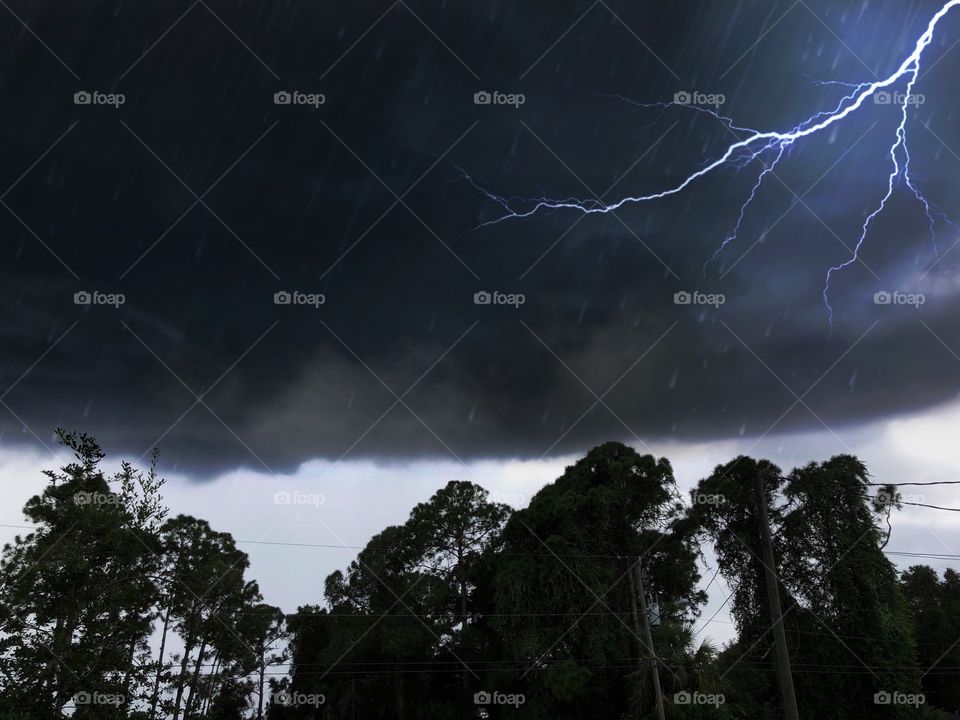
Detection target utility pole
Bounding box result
[630,558,666,720]
[754,471,800,720]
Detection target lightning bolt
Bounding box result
[702,141,787,282]
[466,1,960,328]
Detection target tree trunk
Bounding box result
[46,612,65,710]
[150,606,171,720]
[184,635,209,719]
[201,652,221,717]
[51,607,79,714]
[257,646,266,720]
[172,634,195,720]
[121,636,138,714]
[457,542,469,690]
[396,667,405,719]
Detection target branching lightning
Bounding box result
[466,1,960,328]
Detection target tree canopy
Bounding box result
[0,433,955,719]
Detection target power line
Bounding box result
[865,480,960,487]
[886,551,960,560]
[232,538,653,559]
[3,522,957,562]
[783,474,960,512]
[209,664,960,676]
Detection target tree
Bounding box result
[781,456,920,718]
[155,515,262,720]
[283,482,511,720]
[328,523,456,720]
[900,565,960,711]
[0,430,166,719]
[244,604,287,719]
[693,455,923,720]
[493,442,703,719]
[405,482,510,664]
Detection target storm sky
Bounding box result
[2,0,960,477]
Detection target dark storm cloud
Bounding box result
[2,0,960,476]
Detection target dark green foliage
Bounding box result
[781,456,920,719]
[901,565,960,711]
[1,434,956,719]
[491,442,703,719]
[277,481,511,719]
[694,455,926,720]
[0,430,166,719]
[0,431,287,719]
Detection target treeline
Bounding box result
[0,432,285,719]
[0,433,958,719]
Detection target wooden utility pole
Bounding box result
[630,559,666,720]
[754,472,800,720]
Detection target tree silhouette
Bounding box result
[1,432,956,719]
